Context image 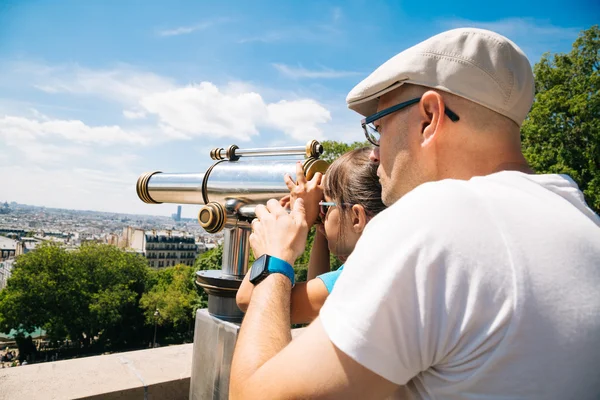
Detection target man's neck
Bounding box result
[492,161,534,174]
[438,158,533,181]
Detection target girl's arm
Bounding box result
[306,225,331,281]
[236,270,330,325]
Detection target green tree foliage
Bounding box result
[321,140,371,163]
[522,25,600,213]
[0,242,150,349]
[194,244,223,271]
[140,264,201,343]
[192,244,224,307]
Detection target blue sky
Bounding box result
[0,0,597,217]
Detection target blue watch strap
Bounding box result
[267,256,295,287]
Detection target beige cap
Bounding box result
[347,28,535,126]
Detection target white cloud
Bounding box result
[8,140,89,166]
[0,164,170,215]
[123,109,147,120]
[238,24,343,44]
[13,63,334,142]
[139,82,331,141]
[28,64,175,105]
[157,18,230,37]
[273,63,360,79]
[267,99,330,140]
[0,115,149,146]
[238,31,287,44]
[140,83,266,141]
[0,63,338,215]
[158,22,213,37]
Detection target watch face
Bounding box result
[249,254,269,282]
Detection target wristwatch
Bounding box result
[249,254,295,287]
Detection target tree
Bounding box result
[522,25,600,214]
[194,244,223,271]
[140,264,201,343]
[192,244,225,308]
[321,140,371,163]
[0,242,151,349]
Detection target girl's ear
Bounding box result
[350,204,368,234]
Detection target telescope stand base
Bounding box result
[207,295,244,322]
[196,270,244,323]
[189,309,240,400]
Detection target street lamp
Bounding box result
[153,308,160,348]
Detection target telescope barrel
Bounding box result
[205,158,300,204]
[137,157,328,206]
[136,172,206,205]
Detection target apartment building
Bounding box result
[112,227,203,268]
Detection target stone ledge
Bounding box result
[0,343,192,400]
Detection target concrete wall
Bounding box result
[0,344,192,400]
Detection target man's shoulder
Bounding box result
[362,179,489,251]
[369,172,545,236]
[384,171,569,216]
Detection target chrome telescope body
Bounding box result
[137,156,326,207]
[136,140,328,322]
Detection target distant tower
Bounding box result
[176,205,182,222]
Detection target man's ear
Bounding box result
[350,205,368,234]
[419,91,444,146]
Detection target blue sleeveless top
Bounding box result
[316,265,344,293]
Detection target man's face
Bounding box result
[373,89,430,205]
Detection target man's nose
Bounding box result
[369,146,380,163]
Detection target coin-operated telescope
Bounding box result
[136,140,328,323]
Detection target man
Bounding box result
[229,28,600,399]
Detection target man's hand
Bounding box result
[250,198,309,265]
[284,161,323,227]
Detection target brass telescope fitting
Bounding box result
[305,139,323,159]
[302,157,328,181]
[136,171,162,204]
[198,202,227,234]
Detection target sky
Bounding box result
[0,0,598,218]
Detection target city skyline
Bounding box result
[1,1,598,217]
[0,199,195,225]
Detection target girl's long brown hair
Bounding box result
[323,147,386,242]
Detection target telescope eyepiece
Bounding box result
[198,202,227,233]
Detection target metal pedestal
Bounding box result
[189,309,240,400]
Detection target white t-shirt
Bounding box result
[320,172,600,399]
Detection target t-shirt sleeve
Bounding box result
[316,265,344,293]
[318,181,514,386]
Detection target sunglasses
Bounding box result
[318,201,353,217]
[361,96,460,146]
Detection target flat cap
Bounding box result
[347,28,535,126]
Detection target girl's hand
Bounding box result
[279,195,291,209]
[284,161,323,227]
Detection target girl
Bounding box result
[236,147,386,324]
